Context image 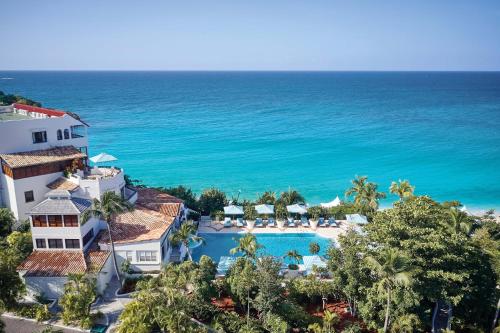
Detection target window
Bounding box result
[63,215,79,227]
[137,251,157,262]
[24,190,34,203]
[57,129,63,140]
[71,125,86,138]
[63,129,70,139]
[65,239,80,249]
[32,215,47,227]
[48,215,63,227]
[82,228,94,247]
[35,239,46,248]
[32,131,47,144]
[48,239,63,249]
[120,251,133,262]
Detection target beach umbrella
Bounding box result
[90,152,118,164]
[223,205,244,215]
[286,204,307,215]
[255,204,274,215]
[303,255,327,273]
[320,195,341,208]
[346,214,368,225]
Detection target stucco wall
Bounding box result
[23,276,68,299]
[95,254,114,295]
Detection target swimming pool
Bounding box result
[191,233,335,264]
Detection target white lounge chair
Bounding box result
[223,217,232,228]
[328,217,338,227]
[301,216,310,227]
[267,217,276,227]
[236,217,245,227]
[287,217,296,227]
[255,218,264,227]
[318,217,327,227]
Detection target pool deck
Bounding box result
[198,220,349,239]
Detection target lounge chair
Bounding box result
[301,216,310,227]
[318,217,326,227]
[255,218,264,227]
[223,217,232,228]
[287,217,296,227]
[236,217,245,227]
[267,217,276,227]
[328,217,338,227]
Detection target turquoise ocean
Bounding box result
[1,71,499,210]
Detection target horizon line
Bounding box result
[1,69,500,73]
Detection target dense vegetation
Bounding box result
[121,177,499,332]
[0,91,41,107]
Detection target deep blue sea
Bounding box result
[1,71,499,210]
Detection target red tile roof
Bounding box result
[159,203,182,217]
[46,177,80,192]
[100,205,174,245]
[14,103,66,117]
[0,146,86,168]
[135,188,183,205]
[17,250,110,277]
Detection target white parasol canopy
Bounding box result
[320,195,341,208]
[286,204,307,214]
[223,205,244,215]
[255,204,274,215]
[346,214,368,225]
[90,152,118,164]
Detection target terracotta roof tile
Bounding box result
[17,251,87,277]
[100,205,174,244]
[159,203,182,217]
[135,188,183,206]
[47,177,80,192]
[86,250,110,273]
[0,146,86,169]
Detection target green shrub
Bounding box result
[199,188,227,215]
[35,305,51,322]
[13,303,50,320]
[263,313,288,333]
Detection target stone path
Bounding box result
[91,276,132,332]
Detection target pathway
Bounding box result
[91,276,132,332]
[1,315,83,333]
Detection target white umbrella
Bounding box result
[90,152,118,164]
[346,214,368,225]
[223,205,244,215]
[286,204,307,215]
[320,195,341,208]
[255,204,274,215]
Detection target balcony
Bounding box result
[69,166,126,200]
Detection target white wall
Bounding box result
[0,114,88,154]
[106,238,164,272]
[22,275,68,299]
[95,254,114,296]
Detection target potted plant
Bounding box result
[244,205,257,230]
[275,204,287,230]
[308,206,326,230]
[284,250,303,277]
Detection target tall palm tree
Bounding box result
[169,221,204,261]
[345,175,370,206]
[256,191,277,205]
[278,188,305,206]
[284,249,303,268]
[81,191,132,287]
[366,248,412,333]
[230,233,262,259]
[346,176,386,213]
[389,180,415,201]
[448,208,471,235]
[365,183,387,212]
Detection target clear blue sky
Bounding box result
[1,0,500,70]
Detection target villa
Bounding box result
[0,103,188,299]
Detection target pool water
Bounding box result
[191,233,334,264]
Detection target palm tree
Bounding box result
[256,191,277,205]
[389,180,415,201]
[230,233,263,259]
[323,310,339,332]
[448,208,471,235]
[0,208,15,237]
[278,188,305,206]
[81,191,132,287]
[284,249,303,269]
[169,221,204,261]
[345,175,370,206]
[365,183,387,212]
[346,176,386,213]
[366,248,412,333]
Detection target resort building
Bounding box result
[0,103,188,298]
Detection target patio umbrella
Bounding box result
[90,152,118,164]
[223,205,244,215]
[320,195,341,208]
[286,204,307,215]
[346,214,368,225]
[255,204,274,215]
[303,255,327,273]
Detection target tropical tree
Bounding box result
[254,256,284,317]
[284,250,303,269]
[309,242,320,255]
[277,188,305,206]
[169,221,204,261]
[256,191,277,205]
[0,208,15,238]
[198,188,227,215]
[390,314,421,333]
[366,248,412,333]
[346,176,386,213]
[345,175,370,206]
[160,185,198,211]
[59,274,97,329]
[230,233,263,259]
[323,310,339,332]
[448,208,471,235]
[364,182,387,212]
[389,180,415,201]
[81,191,132,286]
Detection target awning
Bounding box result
[320,195,341,208]
[255,204,274,215]
[346,214,368,225]
[286,204,307,214]
[303,255,327,272]
[223,205,244,215]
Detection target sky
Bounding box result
[1,0,500,71]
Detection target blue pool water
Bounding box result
[1,71,499,209]
[191,233,334,263]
